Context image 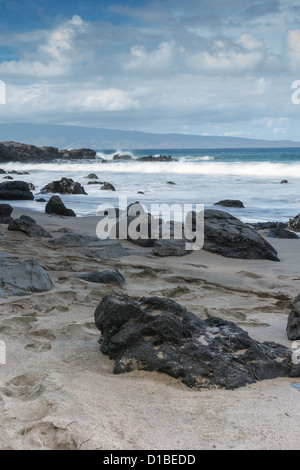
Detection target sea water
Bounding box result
[1,147,300,224]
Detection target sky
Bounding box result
[0,0,300,140]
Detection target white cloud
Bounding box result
[124,41,176,73]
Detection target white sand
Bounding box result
[0,209,299,450]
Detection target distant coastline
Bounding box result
[1,123,300,150]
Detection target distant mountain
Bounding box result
[0,122,300,150]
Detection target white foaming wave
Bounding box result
[1,160,300,178]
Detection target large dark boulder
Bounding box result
[153,239,191,257]
[58,148,96,160]
[8,217,52,238]
[188,209,279,261]
[45,196,76,217]
[288,214,300,232]
[0,204,13,224]
[0,254,53,297]
[287,294,300,341]
[40,178,87,195]
[94,294,300,389]
[0,181,34,200]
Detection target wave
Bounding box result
[1,160,300,178]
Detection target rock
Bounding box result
[167,181,176,185]
[36,198,46,202]
[85,173,98,179]
[94,294,300,389]
[250,221,288,231]
[3,176,13,180]
[8,218,52,238]
[267,226,299,239]
[0,141,96,163]
[0,169,6,174]
[190,209,279,261]
[287,294,300,341]
[45,196,76,217]
[214,200,245,208]
[87,181,104,185]
[136,155,177,162]
[0,181,34,200]
[0,256,53,297]
[19,215,36,224]
[0,204,13,224]
[101,182,116,191]
[79,269,125,285]
[28,183,35,191]
[281,180,288,184]
[137,191,144,194]
[8,170,30,175]
[288,214,300,232]
[48,233,128,259]
[153,239,191,257]
[113,154,132,161]
[40,178,87,195]
[58,148,96,160]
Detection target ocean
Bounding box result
[1,147,300,224]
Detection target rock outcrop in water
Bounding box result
[41,178,87,195]
[288,214,300,232]
[94,294,300,389]
[0,141,96,163]
[214,200,245,208]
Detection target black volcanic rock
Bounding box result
[0,181,34,200]
[113,154,133,161]
[101,182,115,191]
[0,141,96,163]
[0,204,13,224]
[94,294,300,389]
[287,294,300,341]
[8,217,52,238]
[288,214,300,232]
[136,155,177,162]
[45,195,76,217]
[40,178,87,195]
[214,199,245,208]
[188,209,280,261]
[79,269,125,285]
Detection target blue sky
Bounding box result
[0,0,300,140]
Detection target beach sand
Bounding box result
[0,208,299,450]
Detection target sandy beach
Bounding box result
[0,208,299,450]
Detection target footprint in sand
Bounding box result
[19,421,77,450]
[1,373,46,402]
[25,329,56,353]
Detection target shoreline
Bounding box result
[0,205,300,449]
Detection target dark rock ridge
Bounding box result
[45,196,76,217]
[0,254,53,297]
[113,154,133,161]
[0,141,96,163]
[136,155,177,162]
[153,239,191,257]
[214,199,245,208]
[79,269,125,285]
[0,181,34,200]
[0,204,13,224]
[85,173,98,179]
[266,226,299,239]
[250,221,288,231]
[287,294,300,341]
[94,294,300,389]
[198,210,279,261]
[8,217,52,238]
[40,178,87,195]
[288,214,300,232]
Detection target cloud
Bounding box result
[124,41,176,73]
